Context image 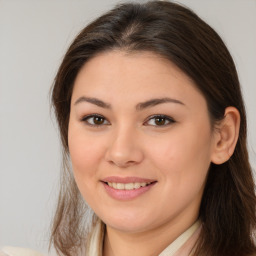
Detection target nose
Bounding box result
[104,126,144,168]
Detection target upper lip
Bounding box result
[101,176,157,183]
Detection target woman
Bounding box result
[50,1,256,256]
[2,1,254,256]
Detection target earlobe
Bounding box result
[211,107,240,165]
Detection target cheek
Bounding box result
[146,125,212,187]
[68,128,107,207]
[68,126,105,180]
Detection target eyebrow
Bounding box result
[74,96,111,109]
[136,97,185,110]
[74,96,185,110]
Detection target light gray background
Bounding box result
[0,0,255,254]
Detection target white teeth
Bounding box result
[107,182,152,190]
[124,183,134,190]
[116,183,125,189]
[134,182,141,189]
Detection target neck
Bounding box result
[103,215,199,256]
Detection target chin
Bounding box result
[100,211,155,233]
[107,221,151,234]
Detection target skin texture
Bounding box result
[68,51,240,256]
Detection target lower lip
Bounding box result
[102,182,156,200]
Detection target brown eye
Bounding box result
[155,117,166,126]
[82,114,109,126]
[93,116,105,125]
[145,115,175,127]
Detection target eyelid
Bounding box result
[81,114,110,127]
[144,114,175,127]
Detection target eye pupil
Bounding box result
[94,116,104,125]
[155,117,165,125]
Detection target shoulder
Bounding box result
[0,247,45,256]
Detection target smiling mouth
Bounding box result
[104,181,156,190]
[102,178,157,200]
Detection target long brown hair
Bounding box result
[50,1,256,255]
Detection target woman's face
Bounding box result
[68,51,217,234]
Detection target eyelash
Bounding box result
[81,114,109,127]
[145,114,175,127]
[81,114,175,128]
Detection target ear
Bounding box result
[211,107,240,165]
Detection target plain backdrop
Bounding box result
[0,0,255,254]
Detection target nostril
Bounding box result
[107,159,138,168]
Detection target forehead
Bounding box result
[72,50,205,107]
